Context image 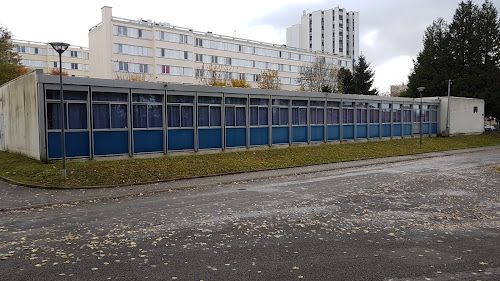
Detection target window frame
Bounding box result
[132,93,164,130]
[167,94,195,129]
[91,91,129,131]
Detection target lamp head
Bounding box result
[49,42,70,54]
[417,87,426,92]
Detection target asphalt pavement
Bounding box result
[0,146,500,280]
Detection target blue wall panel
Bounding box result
[404,124,412,136]
[423,123,430,134]
[226,128,246,148]
[293,126,307,143]
[250,127,268,146]
[134,130,163,153]
[370,125,380,138]
[393,124,402,137]
[272,127,289,144]
[357,125,367,139]
[168,129,194,151]
[327,126,340,141]
[199,129,222,149]
[431,123,438,134]
[382,124,391,138]
[48,132,90,159]
[94,131,129,156]
[311,126,324,142]
[343,125,354,140]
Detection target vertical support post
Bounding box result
[59,53,66,179]
[446,80,451,137]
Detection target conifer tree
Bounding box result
[352,55,378,95]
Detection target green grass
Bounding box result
[1,133,500,187]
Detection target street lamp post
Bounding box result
[49,42,70,179]
[417,87,426,148]
[446,80,452,137]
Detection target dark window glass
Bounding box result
[272,108,279,125]
[92,92,127,102]
[93,104,110,129]
[199,96,222,104]
[133,94,162,103]
[236,107,246,126]
[259,108,268,126]
[148,105,163,128]
[225,107,235,126]
[168,105,180,127]
[68,103,87,129]
[250,107,258,126]
[181,106,193,127]
[47,103,61,129]
[198,106,209,126]
[273,99,289,106]
[111,104,127,128]
[280,108,289,125]
[210,107,221,126]
[133,105,147,128]
[226,97,246,105]
[167,95,194,104]
[292,100,308,107]
[250,98,268,106]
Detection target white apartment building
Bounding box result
[89,7,353,90]
[286,8,359,60]
[12,39,90,77]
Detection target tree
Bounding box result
[258,70,281,90]
[0,26,26,85]
[406,0,500,119]
[195,63,232,87]
[48,68,69,76]
[352,55,378,95]
[230,79,251,88]
[337,68,355,94]
[298,57,338,92]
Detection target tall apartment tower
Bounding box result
[286,8,359,60]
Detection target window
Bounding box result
[114,44,152,57]
[92,92,128,129]
[46,90,88,130]
[310,101,325,125]
[381,104,391,123]
[343,102,354,124]
[474,106,478,113]
[132,94,163,129]
[292,100,308,125]
[369,103,380,123]
[412,105,421,122]
[250,98,269,126]
[392,104,402,123]
[167,95,194,128]
[327,101,340,124]
[272,99,289,126]
[356,103,367,124]
[225,98,246,127]
[403,104,412,122]
[198,96,221,127]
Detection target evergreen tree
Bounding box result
[407,18,451,97]
[0,26,25,85]
[352,55,378,95]
[337,68,355,94]
[407,0,500,119]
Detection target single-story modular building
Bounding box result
[0,71,484,162]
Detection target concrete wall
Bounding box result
[436,97,485,135]
[0,71,40,159]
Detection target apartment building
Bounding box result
[286,8,359,60]
[89,7,353,91]
[12,39,90,77]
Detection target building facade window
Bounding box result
[167,95,194,128]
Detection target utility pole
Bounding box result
[446,80,452,137]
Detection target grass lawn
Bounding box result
[1,133,500,187]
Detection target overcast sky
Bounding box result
[1,0,499,94]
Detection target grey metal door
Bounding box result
[0,114,4,151]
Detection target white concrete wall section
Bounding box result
[311,11,322,52]
[0,72,40,160]
[286,24,301,48]
[89,6,114,79]
[436,97,485,135]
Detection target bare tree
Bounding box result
[298,57,339,93]
[258,70,281,90]
[195,63,232,87]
